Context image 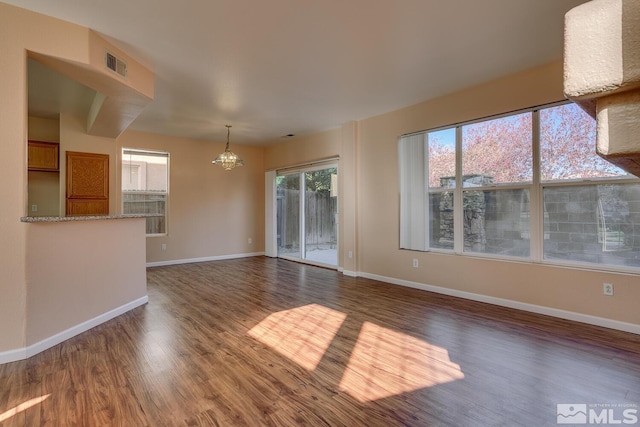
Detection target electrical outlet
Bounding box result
[161,243,167,251]
[603,283,614,296]
[31,204,38,212]
[412,259,419,268]
[348,251,353,259]
[248,238,252,244]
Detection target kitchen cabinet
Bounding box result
[28,140,59,171]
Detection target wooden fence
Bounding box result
[277,189,337,250]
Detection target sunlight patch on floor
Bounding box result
[339,322,464,402]
[0,394,51,422]
[248,304,346,370]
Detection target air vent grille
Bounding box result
[105,50,127,78]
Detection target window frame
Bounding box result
[400,100,640,274]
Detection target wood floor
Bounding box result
[1,257,639,426]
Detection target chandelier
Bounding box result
[212,125,245,170]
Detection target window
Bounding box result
[461,113,532,257]
[428,128,455,250]
[539,103,638,268]
[122,148,169,235]
[399,102,640,270]
[462,112,532,186]
[539,103,623,181]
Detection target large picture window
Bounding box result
[122,148,169,235]
[399,102,640,271]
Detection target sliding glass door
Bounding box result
[277,165,338,266]
[277,174,301,259]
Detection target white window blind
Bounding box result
[399,133,428,251]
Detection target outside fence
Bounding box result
[277,188,337,252]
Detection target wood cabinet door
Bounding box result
[66,151,109,216]
[28,140,59,171]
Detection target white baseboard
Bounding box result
[0,296,148,365]
[359,272,640,335]
[342,269,358,277]
[0,347,27,365]
[146,252,265,268]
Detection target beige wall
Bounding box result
[27,172,60,216]
[28,116,60,141]
[117,130,266,264]
[26,218,147,344]
[264,128,341,170]
[340,121,358,274]
[0,2,91,353]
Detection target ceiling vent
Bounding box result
[105,50,127,78]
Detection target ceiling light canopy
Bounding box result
[212,125,244,170]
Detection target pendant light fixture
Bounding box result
[212,125,245,170]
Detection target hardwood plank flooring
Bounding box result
[1,257,639,426]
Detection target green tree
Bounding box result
[428,103,625,187]
[305,168,336,193]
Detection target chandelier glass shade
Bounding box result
[212,125,245,170]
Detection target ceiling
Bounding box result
[12,0,588,145]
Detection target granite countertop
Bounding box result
[20,214,159,223]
